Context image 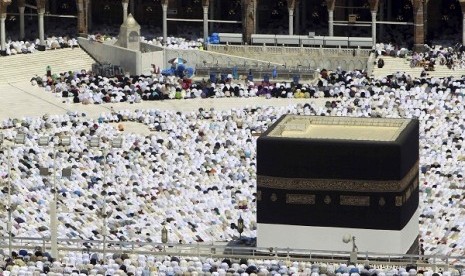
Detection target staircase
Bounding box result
[372,56,465,79]
[0,48,95,84]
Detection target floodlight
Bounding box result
[89,136,100,148]
[62,167,72,179]
[111,137,123,148]
[38,136,50,147]
[60,136,71,146]
[14,133,26,144]
[39,167,50,176]
[343,234,352,243]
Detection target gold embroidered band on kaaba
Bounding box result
[261,174,419,206]
[257,160,419,193]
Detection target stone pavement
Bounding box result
[0,80,329,125]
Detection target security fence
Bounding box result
[1,236,464,271]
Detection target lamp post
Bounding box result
[97,183,113,263]
[0,202,19,258]
[161,224,168,251]
[0,133,26,257]
[89,136,123,263]
[343,234,358,263]
[237,215,244,239]
[38,135,71,259]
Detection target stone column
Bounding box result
[288,8,294,35]
[122,0,129,22]
[368,0,379,46]
[0,1,10,51]
[412,0,425,51]
[0,15,5,51]
[77,0,88,35]
[288,0,296,35]
[162,3,168,45]
[328,10,334,36]
[19,6,25,40]
[254,0,258,33]
[327,0,335,36]
[423,2,428,40]
[459,1,465,46]
[38,8,45,45]
[203,6,209,43]
[371,11,377,45]
[242,0,257,44]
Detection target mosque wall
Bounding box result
[209,45,371,71]
[163,48,284,70]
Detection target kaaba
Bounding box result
[257,115,419,254]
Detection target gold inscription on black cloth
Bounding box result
[340,195,370,206]
[257,191,262,201]
[270,193,277,202]
[379,197,386,206]
[257,160,419,193]
[286,194,316,205]
[324,195,332,204]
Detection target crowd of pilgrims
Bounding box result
[30,68,417,105]
[0,64,461,260]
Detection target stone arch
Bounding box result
[323,59,332,70]
[52,0,78,15]
[426,0,462,43]
[92,0,123,25]
[308,58,317,68]
[339,60,348,70]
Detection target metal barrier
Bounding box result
[218,34,374,48]
[209,44,372,58]
[195,64,318,81]
[1,236,464,270]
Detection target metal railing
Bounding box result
[1,236,465,270]
[195,64,318,81]
[209,45,372,58]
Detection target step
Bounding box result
[0,48,95,84]
[372,56,465,79]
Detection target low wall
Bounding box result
[79,38,368,76]
[209,45,372,71]
[163,48,284,69]
[140,43,164,52]
[78,38,143,75]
